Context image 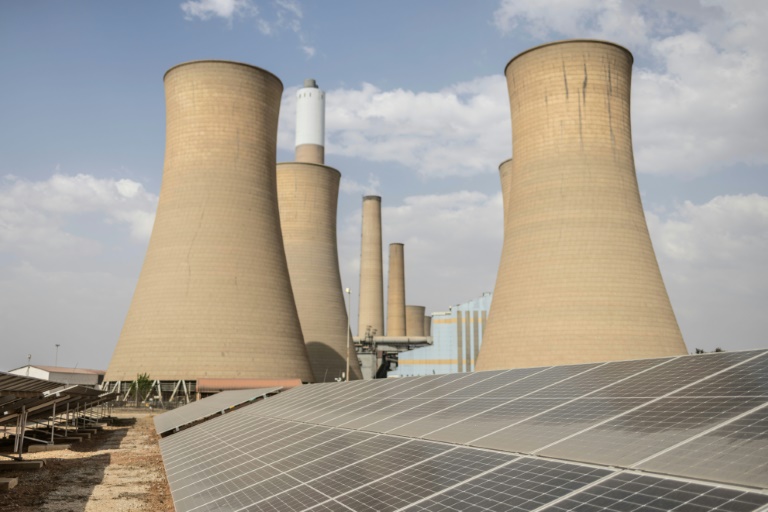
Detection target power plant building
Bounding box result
[105,61,315,391]
[477,41,687,371]
[391,292,492,376]
[277,79,362,381]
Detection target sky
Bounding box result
[1,0,766,371]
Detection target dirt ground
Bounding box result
[1,410,173,512]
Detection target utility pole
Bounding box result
[345,287,351,382]
[55,344,60,367]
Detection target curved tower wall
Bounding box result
[405,305,426,336]
[358,196,385,337]
[295,79,325,164]
[386,243,407,336]
[477,40,687,371]
[277,162,362,381]
[105,61,314,383]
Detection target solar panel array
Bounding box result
[154,387,281,436]
[159,350,768,511]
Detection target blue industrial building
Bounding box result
[390,292,492,376]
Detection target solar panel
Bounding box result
[402,457,613,512]
[540,472,768,512]
[540,396,768,467]
[153,386,280,435]
[472,397,652,453]
[637,403,768,489]
[330,448,517,511]
[157,350,768,512]
[589,350,765,398]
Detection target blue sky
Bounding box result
[1,0,766,371]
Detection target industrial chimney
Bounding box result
[477,41,687,370]
[294,78,325,164]
[277,79,362,381]
[387,243,407,336]
[105,61,314,383]
[358,196,385,338]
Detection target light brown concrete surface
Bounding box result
[477,40,687,371]
[358,196,385,337]
[405,305,426,336]
[499,158,513,223]
[277,162,362,381]
[386,243,407,336]
[106,61,314,382]
[295,143,324,164]
[424,315,432,337]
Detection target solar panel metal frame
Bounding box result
[153,386,281,435]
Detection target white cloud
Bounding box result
[647,194,768,351]
[493,0,768,176]
[180,0,256,21]
[340,173,381,196]
[279,77,511,178]
[0,173,157,258]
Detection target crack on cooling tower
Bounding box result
[582,63,588,105]
[562,60,569,99]
[185,206,206,295]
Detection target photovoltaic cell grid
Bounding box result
[158,350,768,511]
[153,387,281,435]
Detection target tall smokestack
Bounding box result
[358,196,384,337]
[105,61,314,383]
[295,78,325,164]
[277,162,362,381]
[387,243,406,336]
[477,41,687,371]
[405,305,426,336]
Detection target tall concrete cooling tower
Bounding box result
[358,196,385,337]
[105,61,314,383]
[405,305,426,336]
[477,40,687,371]
[276,79,362,381]
[386,243,407,336]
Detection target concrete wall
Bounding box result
[477,40,687,370]
[106,60,314,383]
[277,162,362,381]
[391,293,492,376]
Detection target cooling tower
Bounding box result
[105,61,314,383]
[477,40,687,371]
[277,162,362,381]
[499,158,513,222]
[405,305,426,336]
[358,196,385,337]
[424,315,432,337]
[386,243,407,336]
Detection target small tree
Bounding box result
[136,373,153,407]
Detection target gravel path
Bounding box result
[1,410,173,511]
